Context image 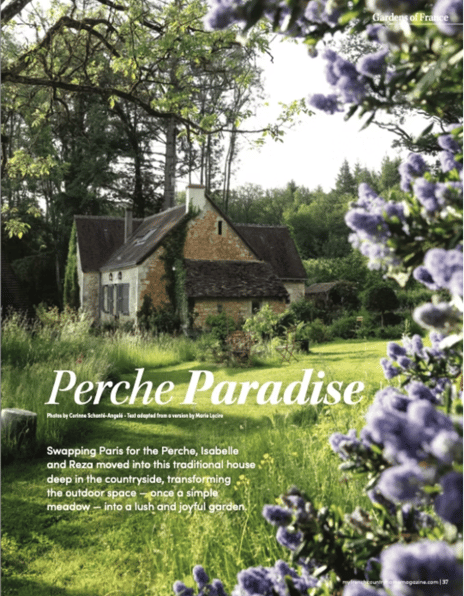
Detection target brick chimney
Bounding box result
[186,184,206,213]
[124,207,133,242]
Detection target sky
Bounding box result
[221,38,426,192]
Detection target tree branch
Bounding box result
[1,0,33,24]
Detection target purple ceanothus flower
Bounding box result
[383,202,405,221]
[440,150,463,173]
[375,386,411,412]
[333,56,359,79]
[367,0,420,14]
[399,153,429,191]
[413,178,441,214]
[407,400,454,441]
[417,247,463,296]
[430,430,463,464]
[345,211,387,239]
[386,342,407,360]
[337,75,366,103]
[262,505,292,526]
[234,567,273,596]
[307,93,341,114]
[413,266,440,290]
[365,405,425,463]
[435,180,463,204]
[433,0,464,36]
[411,335,424,355]
[380,357,401,380]
[381,541,463,596]
[193,566,209,589]
[365,23,386,41]
[357,49,389,77]
[276,526,303,551]
[232,559,317,596]
[173,582,195,596]
[438,133,461,154]
[435,471,463,526]
[329,429,362,459]
[358,182,380,205]
[304,0,339,25]
[304,1,323,21]
[376,462,430,503]
[211,580,228,596]
[204,0,243,29]
[397,356,413,369]
[406,381,438,404]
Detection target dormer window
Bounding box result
[134,228,156,245]
[218,220,223,235]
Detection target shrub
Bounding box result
[329,314,359,339]
[306,318,332,343]
[287,298,322,324]
[137,295,181,335]
[204,312,236,342]
[243,303,279,340]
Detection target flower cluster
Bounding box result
[174,560,318,596]
[399,138,462,218]
[308,46,392,114]
[174,566,227,596]
[232,560,318,596]
[344,182,404,269]
[414,247,463,296]
[380,332,461,393]
[332,378,463,521]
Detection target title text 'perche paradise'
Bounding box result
[45,368,365,407]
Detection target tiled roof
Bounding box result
[101,205,186,271]
[75,215,143,273]
[185,259,289,299]
[234,224,306,280]
[305,281,341,294]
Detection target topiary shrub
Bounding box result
[362,282,400,327]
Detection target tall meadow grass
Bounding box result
[2,310,390,595]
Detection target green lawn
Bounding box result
[2,339,389,596]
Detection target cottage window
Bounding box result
[116,283,130,315]
[252,300,261,314]
[218,220,223,235]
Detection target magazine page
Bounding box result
[2,0,462,595]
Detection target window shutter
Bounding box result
[122,284,130,315]
[108,285,114,314]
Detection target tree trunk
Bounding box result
[164,116,177,210]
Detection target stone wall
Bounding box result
[284,281,306,304]
[138,247,169,311]
[184,203,256,261]
[192,298,287,328]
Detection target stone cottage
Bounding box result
[74,185,306,327]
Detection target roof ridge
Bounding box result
[75,215,143,221]
[184,258,262,264]
[234,223,287,229]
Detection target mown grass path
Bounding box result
[2,340,388,596]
